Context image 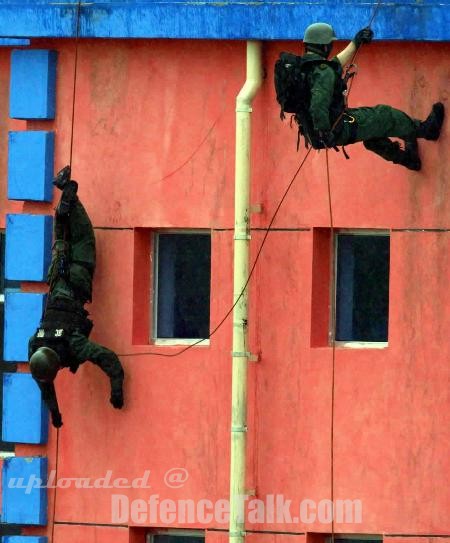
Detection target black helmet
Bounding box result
[304,22,337,45]
[29,347,60,382]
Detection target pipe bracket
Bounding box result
[231,425,248,433]
[236,105,252,113]
[231,351,251,357]
[234,233,251,240]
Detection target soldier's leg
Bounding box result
[363,137,421,171]
[340,105,420,143]
[67,199,96,271]
[69,332,124,409]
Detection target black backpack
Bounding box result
[274,52,312,120]
[274,52,344,149]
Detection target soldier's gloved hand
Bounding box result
[52,411,63,428]
[353,27,374,48]
[110,389,124,409]
[319,130,336,148]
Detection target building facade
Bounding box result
[0,2,448,543]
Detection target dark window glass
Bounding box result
[156,234,211,339]
[335,540,380,543]
[336,234,390,342]
[152,537,204,543]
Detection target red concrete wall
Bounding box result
[1,38,448,542]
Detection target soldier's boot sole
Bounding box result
[53,165,71,189]
[393,140,421,171]
[417,102,445,141]
[56,180,78,216]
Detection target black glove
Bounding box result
[110,389,124,409]
[51,411,63,428]
[353,27,374,48]
[319,130,336,148]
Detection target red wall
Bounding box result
[1,38,448,542]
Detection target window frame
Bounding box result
[333,229,390,349]
[151,229,211,346]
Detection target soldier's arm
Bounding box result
[88,347,125,408]
[309,65,336,132]
[336,42,357,67]
[37,381,63,428]
[337,28,374,66]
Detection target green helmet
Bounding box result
[30,347,60,382]
[304,23,337,45]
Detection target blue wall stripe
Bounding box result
[2,457,48,526]
[0,39,30,46]
[8,131,55,202]
[3,537,48,542]
[3,293,46,363]
[2,373,49,444]
[5,214,53,282]
[10,50,57,120]
[0,2,448,41]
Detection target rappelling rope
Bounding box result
[50,4,82,542]
[327,2,382,542]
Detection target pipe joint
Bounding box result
[231,425,248,433]
[236,104,253,113]
[234,233,251,240]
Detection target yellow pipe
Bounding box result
[229,40,263,543]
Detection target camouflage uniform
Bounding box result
[305,52,420,163]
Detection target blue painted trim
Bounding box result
[3,292,46,363]
[2,457,48,525]
[0,2,448,41]
[10,49,57,120]
[0,38,30,46]
[5,214,53,282]
[8,131,55,202]
[2,373,49,444]
[3,538,48,543]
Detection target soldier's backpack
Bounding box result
[274,52,344,149]
[274,52,312,120]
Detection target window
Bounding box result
[0,231,19,454]
[153,232,211,343]
[331,538,381,543]
[335,232,390,344]
[147,532,204,543]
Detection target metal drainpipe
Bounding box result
[229,40,263,543]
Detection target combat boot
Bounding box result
[56,180,78,216]
[393,139,421,171]
[53,165,71,189]
[416,102,445,141]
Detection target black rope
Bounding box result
[50,5,81,542]
[69,0,82,170]
[328,5,382,543]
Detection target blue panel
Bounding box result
[10,49,57,120]
[8,131,54,202]
[3,538,48,543]
[0,39,30,46]
[2,457,48,525]
[5,214,53,282]
[0,2,448,41]
[2,373,48,444]
[3,293,46,363]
